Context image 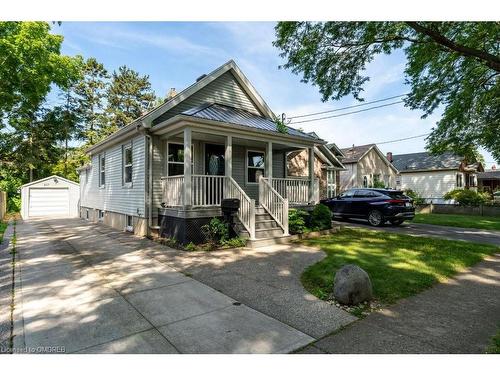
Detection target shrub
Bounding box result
[289,209,309,234]
[310,204,332,231]
[444,189,489,206]
[370,180,386,188]
[184,242,197,251]
[202,217,229,244]
[404,189,425,205]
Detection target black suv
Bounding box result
[321,188,415,226]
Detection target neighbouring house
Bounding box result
[477,166,500,193]
[78,60,334,244]
[391,151,484,203]
[330,143,398,191]
[287,134,345,200]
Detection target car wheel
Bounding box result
[390,219,404,226]
[368,210,384,227]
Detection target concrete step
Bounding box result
[255,227,284,239]
[255,220,278,230]
[246,235,293,248]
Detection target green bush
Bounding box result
[310,204,332,231]
[444,189,489,206]
[202,217,229,244]
[184,242,197,251]
[370,179,386,188]
[404,189,425,205]
[289,209,309,234]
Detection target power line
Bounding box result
[376,133,431,145]
[288,93,409,120]
[289,100,405,125]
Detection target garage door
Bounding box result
[28,188,70,217]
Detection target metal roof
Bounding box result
[392,151,463,171]
[182,103,318,140]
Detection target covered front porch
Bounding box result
[152,120,321,241]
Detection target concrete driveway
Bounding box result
[13,219,314,354]
[336,220,500,246]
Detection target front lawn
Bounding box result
[301,228,499,304]
[486,330,500,354]
[0,221,7,243]
[413,213,500,231]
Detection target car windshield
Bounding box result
[340,190,354,198]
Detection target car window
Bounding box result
[386,191,407,199]
[353,190,368,198]
[340,190,354,198]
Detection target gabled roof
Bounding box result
[392,151,463,172]
[340,144,376,163]
[141,59,275,124]
[326,143,345,158]
[21,175,79,188]
[183,103,317,141]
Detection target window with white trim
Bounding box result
[167,143,193,176]
[97,209,104,221]
[326,170,336,198]
[99,154,106,187]
[362,175,368,188]
[123,144,133,185]
[247,150,265,183]
[456,173,463,188]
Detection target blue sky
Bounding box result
[54,22,494,164]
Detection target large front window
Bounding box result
[167,143,193,176]
[247,150,265,183]
[327,170,336,198]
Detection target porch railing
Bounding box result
[161,175,185,206]
[161,175,256,239]
[259,177,289,236]
[225,177,255,240]
[270,177,312,205]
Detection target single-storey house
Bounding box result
[331,143,398,191]
[391,151,484,203]
[79,60,334,244]
[477,168,500,193]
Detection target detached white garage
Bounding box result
[21,175,80,219]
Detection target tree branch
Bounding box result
[406,22,500,72]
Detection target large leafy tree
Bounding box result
[106,65,156,133]
[274,22,500,161]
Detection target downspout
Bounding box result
[136,122,154,235]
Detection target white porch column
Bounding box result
[266,141,273,182]
[183,127,192,207]
[225,135,232,178]
[308,146,315,203]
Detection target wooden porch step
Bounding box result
[255,227,284,239]
[255,219,278,230]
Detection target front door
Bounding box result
[204,144,225,204]
[205,144,225,176]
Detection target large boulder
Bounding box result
[333,264,373,305]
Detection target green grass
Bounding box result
[301,228,500,305]
[0,221,7,243]
[486,330,500,354]
[413,213,500,231]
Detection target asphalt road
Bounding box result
[335,219,500,246]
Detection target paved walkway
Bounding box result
[13,219,314,353]
[298,252,500,353]
[0,222,14,353]
[338,220,500,246]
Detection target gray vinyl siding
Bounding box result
[152,71,263,126]
[81,134,146,216]
[151,135,164,215]
[272,151,285,179]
